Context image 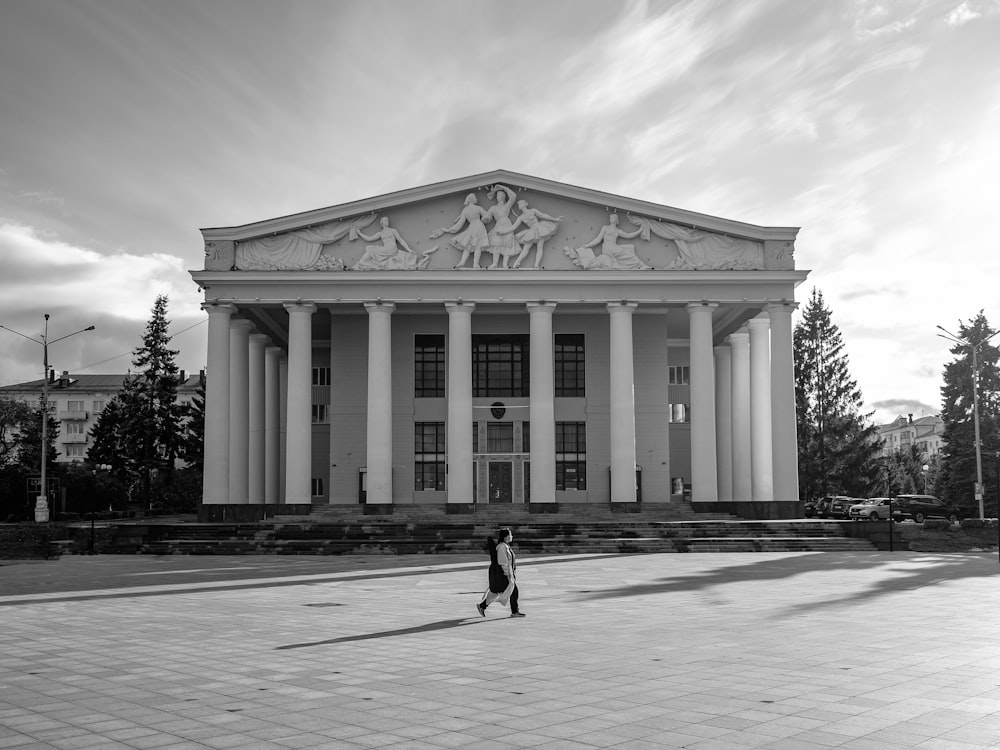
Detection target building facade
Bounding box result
[879,414,944,458]
[192,171,809,519]
[0,371,204,463]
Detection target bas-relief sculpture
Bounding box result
[565,214,651,270]
[225,188,769,272]
[351,217,438,271]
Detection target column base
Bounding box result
[693,501,799,520]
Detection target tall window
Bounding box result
[415,422,446,490]
[556,421,587,490]
[311,478,324,497]
[65,445,86,459]
[67,400,85,412]
[486,422,514,453]
[473,334,529,397]
[555,334,585,397]
[92,400,104,412]
[312,367,331,386]
[312,404,329,423]
[65,422,85,435]
[415,334,445,397]
[668,366,690,385]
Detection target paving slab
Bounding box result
[1,551,1000,749]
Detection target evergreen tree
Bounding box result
[794,288,882,500]
[87,295,185,508]
[936,312,1000,515]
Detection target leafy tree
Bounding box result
[0,396,34,468]
[794,288,882,500]
[15,395,59,474]
[936,312,1000,516]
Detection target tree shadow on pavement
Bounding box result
[276,616,493,650]
[573,552,1000,614]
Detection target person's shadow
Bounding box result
[276,617,492,650]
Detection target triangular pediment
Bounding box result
[201,170,798,273]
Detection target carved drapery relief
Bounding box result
[628,216,764,270]
[235,215,376,270]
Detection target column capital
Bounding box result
[607,301,638,313]
[444,301,476,313]
[728,326,750,343]
[231,317,253,332]
[526,302,557,313]
[249,332,269,345]
[265,345,283,358]
[747,315,770,331]
[283,301,317,314]
[202,301,236,316]
[686,301,719,311]
[363,301,396,314]
[765,300,800,314]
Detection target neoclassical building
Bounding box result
[191,171,808,519]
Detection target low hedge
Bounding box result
[961,518,999,530]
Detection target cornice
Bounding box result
[200,169,799,244]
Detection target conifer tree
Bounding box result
[793,288,882,500]
[88,295,184,508]
[936,312,1000,515]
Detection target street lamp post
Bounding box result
[1,315,95,522]
[938,325,1000,519]
[922,463,929,494]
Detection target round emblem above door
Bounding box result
[490,402,506,420]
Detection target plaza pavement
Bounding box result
[1,550,1000,749]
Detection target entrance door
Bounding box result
[488,461,513,503]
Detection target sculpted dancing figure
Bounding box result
[430,193,491,269]
[483,184,521,269]
[510,200,562,269]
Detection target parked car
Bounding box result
[849,497,894,521]
[829,496,866,519]
[892,494,963,524]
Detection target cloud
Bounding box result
[0,221,205,383]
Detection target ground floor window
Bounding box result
[415,422,446,490]
[311,477,324,497]
[65,445,86,459]
[556,421,587,490]
[669,403,690,423]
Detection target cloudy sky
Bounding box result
[1,0,998,424]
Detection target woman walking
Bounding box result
[477,528,525,618]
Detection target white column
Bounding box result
[278,353,288,503]
[364,302,395,505]
[228,318,252,505]
[248,333,267,504]
[608,302,638,503]
[284,302,315,504]
[528,302,556,504]
[714,344,734,502]
[264,345,282,504]
[749,314,774,502]
[768,302,800,505]
[730,328,752,501]
[687,302,719,503]
[446,302,475,504]
[201,303,234,504]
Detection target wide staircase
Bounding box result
[128,502,886,555]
